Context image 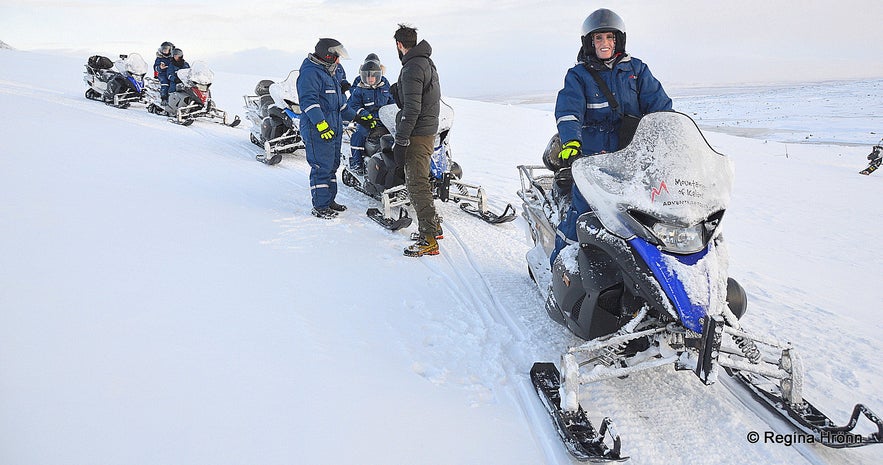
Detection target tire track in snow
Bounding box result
[411,215,581,464]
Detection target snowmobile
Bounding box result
[243,70,304,165]
[341,101,516,230]
[859,141,882,175]
[144,61,240,127]
[83,53,148,108]
[518,111,882,461]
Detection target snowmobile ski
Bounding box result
[256,153,283,165]
[367,207,412,231]
[859,158,880,175]
[168,117,194,126]
[341,168,382,200]
[729,371,883,448]
[530,363,627,462]
[459,201,517,224]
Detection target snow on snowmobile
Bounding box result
[341,101,516,230]
[243,70,304,165]
[518,111,882,461]
[83,53,148,108]
[859,140,882,175]
[145,61,240,127]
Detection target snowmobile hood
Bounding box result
[571,111,734,240]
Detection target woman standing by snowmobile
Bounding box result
[346,54,394,175]
[296,38,357,219]
[550,8,672,265]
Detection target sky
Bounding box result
[3,0,883,97]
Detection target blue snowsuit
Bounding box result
[167,58,190,92]
[296,55,356,209]
[346,76,393,169]
[153,54,172,100]
[550,54,672,265]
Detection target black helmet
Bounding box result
[580,8,627,58]
[172,48,184,59]
[314,38,349,63]
[364,53,380,64]
[359,60,383,88]
[158,41,174,57]
[255,79,274,96]
[542,133,563,171]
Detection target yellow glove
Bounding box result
[558,140,581,161]
[316,120,335,140]
[358,114,377,129]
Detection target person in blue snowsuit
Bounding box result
[296,38,357,219]
[154,41,174,103]
[166,48,190,94]
[346,54,394,174]
[549,8,673,265]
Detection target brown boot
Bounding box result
[404,235,439,257]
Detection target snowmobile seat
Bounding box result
[254,79,274,96]
[87,55,114,71]
[258,94,275,117]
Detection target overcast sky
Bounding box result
[3,0,882,98]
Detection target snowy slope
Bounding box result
[1,50,881,465]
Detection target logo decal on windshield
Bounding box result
[650,181,669,202]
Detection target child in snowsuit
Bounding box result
[167,48,190,95]
[154,41,174,104]
[346,54,394,174]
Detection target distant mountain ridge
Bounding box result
[0,40,14,50]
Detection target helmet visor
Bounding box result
[360,69,382,87]
[327,44,349,60]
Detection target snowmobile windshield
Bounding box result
[379,98,455,138]
[124,53,148,76]
[571,111,734,241]
[270,70,299,110]
[186,61,214,85]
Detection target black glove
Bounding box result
[356,114,377,130]
[389,83,402,109]
[393,142,408,162]
[340,80,351,93]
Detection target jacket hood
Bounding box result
[402,40,432,64]
[307,53,338,75]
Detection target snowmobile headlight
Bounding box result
[651,222,705,254]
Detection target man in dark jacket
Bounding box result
[392,24,442,257]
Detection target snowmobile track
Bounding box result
[417,220,580,464]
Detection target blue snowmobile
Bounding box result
[518,111,882,461]
[83,53,147,108]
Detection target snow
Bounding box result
[1,49,882,465]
